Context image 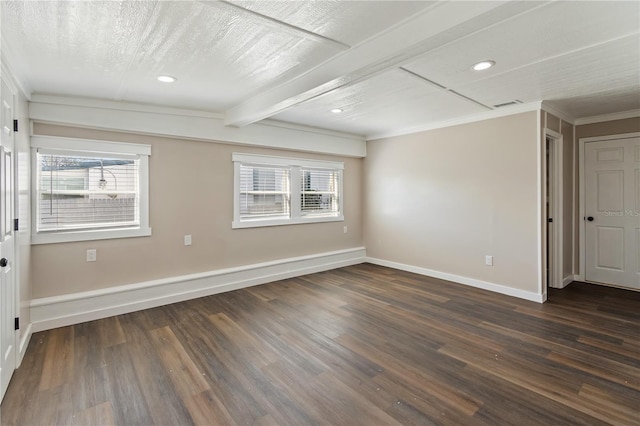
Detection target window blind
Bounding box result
[38,152,140,231]
[300,168,340,216]
[239,164,290,220]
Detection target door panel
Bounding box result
[596,147,623,162]
[596,170,623,211]
[596,226,623,270]
[585,137,640,289]
[0,77,16,401]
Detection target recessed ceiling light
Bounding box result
[472,61,495,71]
[331,108,343,114]
[157,75,177,83]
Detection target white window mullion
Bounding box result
[290,166,301,220]
[338,169,344,215]
[233,161,241,224]
[138,154,150,230]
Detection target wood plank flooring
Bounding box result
[2,263,639,425]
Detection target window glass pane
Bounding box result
[300,168,339,216]
[239,165,290,219]
[38,153,139,231]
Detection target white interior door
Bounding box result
[584,137,640,289]
[0,76,16,400]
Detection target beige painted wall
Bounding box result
[575,117,640,140]
[364,111,540,294]
[31,124,363,299]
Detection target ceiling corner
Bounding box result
[541,101,576,125]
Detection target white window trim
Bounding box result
[31,135,152,244]
[232,153,344,229]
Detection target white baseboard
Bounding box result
[365,257,544,303]
[31,247,367,332]
[16,323,32,368]
[561,275,575,288]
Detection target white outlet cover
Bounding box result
[87,249,97,262]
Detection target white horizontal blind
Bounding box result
[239,164,290,220]
[300,168,340,216]
[37,152,140,231]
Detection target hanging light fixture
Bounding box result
[98,160,118,198]
[99,160,108,189]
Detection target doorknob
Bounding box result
[0,258,7,267]
[587,216,594,222]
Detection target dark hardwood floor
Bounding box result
[2,263,638,425]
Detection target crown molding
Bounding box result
[540,101,576,125]
[574,109,640,126]
[31,94,225,119]
[1,51,33,99]
[367,101,543,141]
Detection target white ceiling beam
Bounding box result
[224,1,542,127]
[29,94,366,157]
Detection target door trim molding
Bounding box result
[578,132,640,283]
[545,128,564,289]
[17,323,31,367]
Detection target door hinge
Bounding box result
[14,317,19,330]
[13,119,18,133]
[548,218,553,223]
[14,218,18,231]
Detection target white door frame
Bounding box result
[578,132,640,282]
[544,128,564,289]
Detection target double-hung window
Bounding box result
[233,153,343,228]
[31,136,151,244]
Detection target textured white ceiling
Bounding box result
[2,1,638,138]
[272,69,487,135]
[2,0,349,110]
[456,34,639,109]
[227,0,434,46]
[403,1,640,90]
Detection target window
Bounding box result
[31,136,151,244]
[300,168,340,216]
[239,164,290,221]
[233,153,343,228]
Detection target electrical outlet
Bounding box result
[343,226,348,234]
[485,255,493,266]
[87,249,97,262]
[184,235,192,246]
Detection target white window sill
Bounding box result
[232,215,344,229]
[31,227,152,245]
